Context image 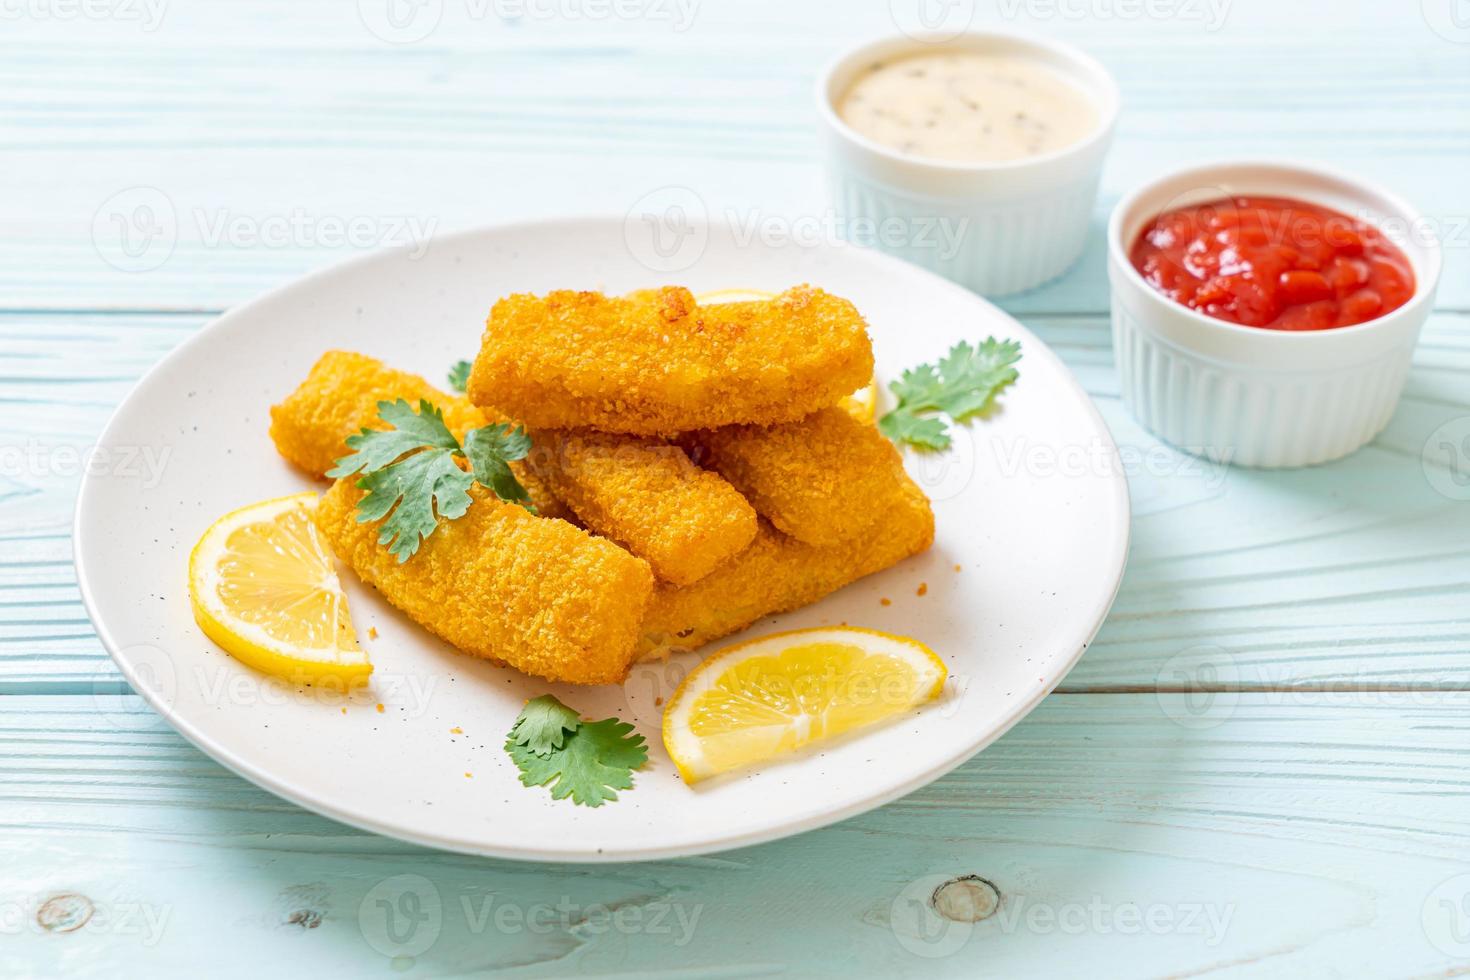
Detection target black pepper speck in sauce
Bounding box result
[837,52,1097,163]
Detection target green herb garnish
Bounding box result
[447,360,472,393]
[507,694,581,755]
[327,398,533,562]
[505,694,648,807]
[878,337,1021,450]
[463,423,534,511]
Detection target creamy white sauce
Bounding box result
[837,52,1099,164]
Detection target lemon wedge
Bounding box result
[693,287,777,304]
[188,492,370,683]
[839,379,879,423]
[663,627,947,783]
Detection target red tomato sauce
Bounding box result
[1129,196,1415,331]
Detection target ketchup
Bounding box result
[1129,196,1415,331]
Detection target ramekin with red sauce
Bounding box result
[1108,162,1441,468]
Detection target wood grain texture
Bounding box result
[2,694,1468,977]
[4,1,1470,974]
[0,1,1466,312]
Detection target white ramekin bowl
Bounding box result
[816,31,1119,297]
[1108,161,1442,469]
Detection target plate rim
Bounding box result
[73,215,1132,863]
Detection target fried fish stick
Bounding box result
[316,479,653,685]
[467,285,874,435]
[270,351,757,574]
[688,406,913,546]
[637,480,934,659]
[527,431,757,586]
[269,350,570,521]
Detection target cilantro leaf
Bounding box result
[505,698,648,808]
[507,695,581,757]
[463,423,535,511]
[356,448,475,562]
[878,411,951,451]
[326,398,538,561]
[447,360,472,393]
[933,339,1023,420]
[328,399,461,478]
[878,338,1022,450]
[508,719,647,807]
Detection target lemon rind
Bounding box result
[188,492,371,683]
[662,626,947,784]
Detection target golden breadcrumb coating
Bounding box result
[527,430,757,586]
[688,406,914,546]
[636,479,934,659]
[268,350,569,521]
[467,285,875,435]
[315,479,653,685]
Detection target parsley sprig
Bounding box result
[327,398,533,562]
[505,694,648,807]
[878,337,1022,450]
[447,360,472,393]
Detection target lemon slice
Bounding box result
[663,627,946,783]
[694,287,776,304]
[840,379,879,423]
[188,492,370,683]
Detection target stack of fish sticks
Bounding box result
[269,285,934,686]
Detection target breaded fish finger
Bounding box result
[467,285,874,435]
[688,406,913,546]
[316,479,653,685]
[269,351,756,569]
[269,350,569,521]
[527,431,758,586]
[637,479,934,659]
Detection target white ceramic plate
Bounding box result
[74,218,1129,862]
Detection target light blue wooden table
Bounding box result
[4,1,1469,975]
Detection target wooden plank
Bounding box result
[0,693,1467,976]
[5,3,1468,975]
[1028,314,1470,691]
[0,2,1465,313]
[0,313,197,689]
[3,311,1467,692]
